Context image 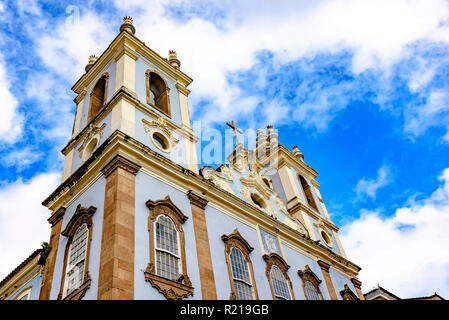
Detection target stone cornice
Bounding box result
[317,259,331,271]
[187,191,208,209]
[61,86,198,156]
[47,206,66,227]
[72,31,193,95]
[176,82,191,96]
[288,201,339,232]
[44,130,361,276]
[277,144,319,180]
[351,278,362,289]
[101,154,141,178]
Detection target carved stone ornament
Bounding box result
[142,117,179,147]
[77,123,106,158]
[263,253,295,300]
[340,284,359,300]
[297,264,324,300]
[144,196,194,300]
[144,264,194,300]
[200,166,235,194]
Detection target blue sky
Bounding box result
[0,0,449,298]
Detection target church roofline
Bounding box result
[364,285,402,300]
[0,249,41,289]
[43,129,361,276]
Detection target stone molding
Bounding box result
[47,206,66,227]
[58,205,96,300]
[187,190,208,209]
[263,252,295,300]
[297,264,324,300]
[340,284,359,300]
[222,229,259,300]
[101,154,141,178]
[144,196,193,299]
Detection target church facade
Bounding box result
[0,17,364,301]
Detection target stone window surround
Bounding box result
[297,264,324,300]
[144,196,193,300]
[340,284,359,300]
[58,204,97,300]
[263,252,295,300]
[221,229,259,300]
[87,73,109,123]
[145,69,171,118]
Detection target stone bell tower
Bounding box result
[39,17,200,300]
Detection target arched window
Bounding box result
[146,71,171,118]
[298,174,319,211]
[271,265,291,300]
[305,280,321,300]
[250,193,266,210]
[263,253,295,300]
[222,229,258,300]
[298,265,324,300]
[155,215,180,281]
[58,204,96,300]
[15,287,32,300]
[88,74,108,123]
[64,223,88,297]
[145,196,193,299]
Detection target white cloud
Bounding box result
[27,0,449,132]
[2,147,43,171]
[341,167,449,298]
[0,54,22,143]
[355,164,392,200]
[36,11,113,82]
[0,172,60,280]
[404,89,449,138]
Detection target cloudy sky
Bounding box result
[0,0,449,299]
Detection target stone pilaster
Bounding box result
[98,155,140,300]
[187,191,217,300]
[39,207,65,300]
[351,278,365,300]
[317,260,338,300]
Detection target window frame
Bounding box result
[58,204,96,300]
[297,174,319,212]
[221,229,259,300]
[87,73,109,123]
[144,196,193,299]
[297,264,324,300]
[153,215,182,281]
[340,284,359,300]
[263,253,295,300]
[15,286,32,300]
[146,70,171,118]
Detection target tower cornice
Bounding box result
[72,30,193,96]
[61,86,198,156]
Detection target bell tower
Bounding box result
[40,17,200,300]
[61,16,198,183]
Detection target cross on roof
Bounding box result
[226,120,243,145]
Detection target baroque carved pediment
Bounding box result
[142,117,179,146]
[144,264,194,300]
[77,123,106,158]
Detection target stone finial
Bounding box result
[120,16,136,35]
[168,50,181,69]
[85,55,98,72]
[292,145,304,161]
[267,125,274,134]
